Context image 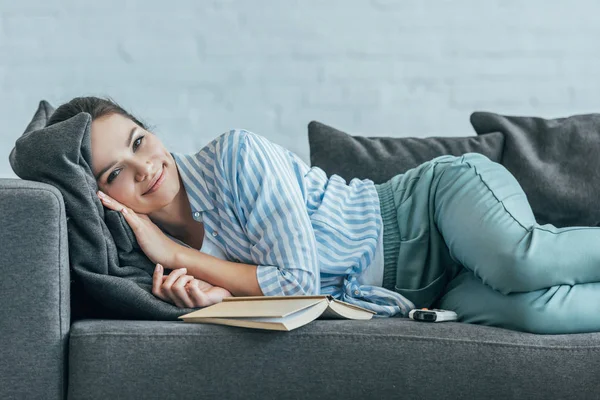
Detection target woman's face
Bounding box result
[91,113,180,214]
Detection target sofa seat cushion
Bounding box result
[69,319,600,400]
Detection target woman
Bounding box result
[46,96,600,334]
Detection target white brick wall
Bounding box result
[2,0,600,178]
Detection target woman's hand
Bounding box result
[154,264,233,308]
[97,190,181,267]
[96,191,233,308]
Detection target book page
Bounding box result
[326,300,376,320]
[223,305,318,323]
[318,306,348,320]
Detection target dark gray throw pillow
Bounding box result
[308,121,505,184]
[10,100,200,321]
[24,100,55,132]
[471,111,600,228]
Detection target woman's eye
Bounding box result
[133,135,144,151]
[107,169,120,184]
[106,136,145,184]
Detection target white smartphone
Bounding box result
[409,308,458,322]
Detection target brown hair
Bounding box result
[46,96,152,131]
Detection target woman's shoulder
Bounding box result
[214,129,280,161]
[183,130,251,166]
[216,129,268,148]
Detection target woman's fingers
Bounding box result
[187,282,211,307]
[170,275,196,308]
[152,264,167,301]
[152,264,213,308]
[97,190,124,211]
[97,191,142,229]
[152,265,197,308]
[162,275,208,307]
[118,206,141,232]
[163,267,187,287]
[161,268,188,307]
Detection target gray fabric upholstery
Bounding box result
[23,99,54,133]
[68,318,600,400]
[0,179,69,400]
[5,107,600,399]
[308,120,505,184]
[471,111,600,228]
[5,178,600,400]
[9,100,198,322]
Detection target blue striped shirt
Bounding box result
[172,129,415,317]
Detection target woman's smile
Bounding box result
[144,164,166,195]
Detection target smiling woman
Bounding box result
[41,95,404,321]
[89,113,176,214]
[49,100,175,214]
[44,96,256,309]
[30,94,600,334]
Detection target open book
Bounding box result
[178,295,377,331]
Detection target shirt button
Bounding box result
[212,231,218,237]
[354,290,360,295]
[193,212,200,218]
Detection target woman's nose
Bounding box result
[135,161,154,182]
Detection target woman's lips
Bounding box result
[144,165,166,195]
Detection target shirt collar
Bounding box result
[171,152,215,214]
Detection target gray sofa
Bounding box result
[4,116,600,400]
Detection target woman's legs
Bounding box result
[436,268,600,334]
[433,153,600,295]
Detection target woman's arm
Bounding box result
[96,191,261,297]
[219,130,321,296]
[174,246,264,297]
[96,130,320,298]
[97,186,263,297]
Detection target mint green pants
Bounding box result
[374,153,600,334]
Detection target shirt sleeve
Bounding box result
[221,130,320,296]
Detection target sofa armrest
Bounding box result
[0,179,69,400]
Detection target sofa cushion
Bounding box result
[308,121,505,184]
[471,112,600,228]
[68,318,600,400]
